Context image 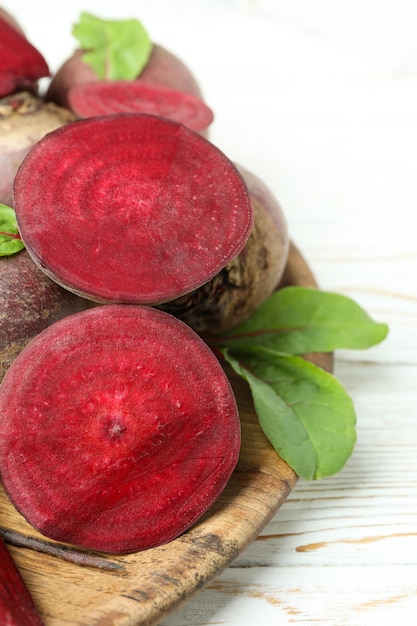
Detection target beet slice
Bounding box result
[0,305,240,554]
[14,113,253,304]
[68,80,214,132]
[46,44,204,109]
[0,16,50,97]
[0,536,44,625]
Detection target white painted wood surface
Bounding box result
[6,1,417,624]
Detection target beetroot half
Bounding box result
[158,164,290,335]
[0,305,240,554]
[0,536,44,625]
[46,44,204,109]
[68,80,214,133]
[0,16,50,97]
[14,113,253,304]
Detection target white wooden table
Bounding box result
[7,1,417,624]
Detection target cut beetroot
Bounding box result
[0,16,50,97]
[14,113,253,304]
[68,80,214,132]
[0,536,44,625]
[46,44,204,109]
[0,305,240,554]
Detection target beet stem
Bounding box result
[0,230,21,239]
[0,527,126,573]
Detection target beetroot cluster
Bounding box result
[0,8,290,623]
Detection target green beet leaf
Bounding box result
[224,348,356,480]
[0,204,25,256]
[72,12,152,80]
[214,286,388,354]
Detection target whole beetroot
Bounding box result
[158,164,290,335]
[0,91,75,207]
[0,250,90,381]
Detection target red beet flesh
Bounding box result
[0,536,44,625]
[0,305,240,554]
[0,16,49,97]
[68,80,214,132]
[14,113,253,304]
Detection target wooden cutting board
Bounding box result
[0,242,332,626]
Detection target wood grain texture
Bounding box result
[0,243,331,626]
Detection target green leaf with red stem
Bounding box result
[0,204,25,256]
[212,286,388,354]
[211,286,388,480]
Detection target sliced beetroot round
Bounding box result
[68,80,214,132]
[0,16,50,97]
[14,113,253,304]
[0,305,240,554]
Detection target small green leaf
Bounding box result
[224,348,356,480]
[0,204,25,256]
[214,286,388,354]
[72,12,152,80]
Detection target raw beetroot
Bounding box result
[14,113,253,305]
[159,164,290,334]
[0,249,89,382]
[68,80,214,133]
[0,536,44,625]
[0,14,49,97]
[0,305,240,554]
[46,43,204,110]
[0,91,75,207]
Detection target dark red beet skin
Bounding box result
[0,536,44,625]
[0,16,49,97]
[0,250,89,382]
[68,80,214,133]
[0,305,240,554]
[14,113,253,305]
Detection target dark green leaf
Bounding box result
[72,12,152,80]
[214,286,388,354]
[0,204,25,256]
[224,347,356,480]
